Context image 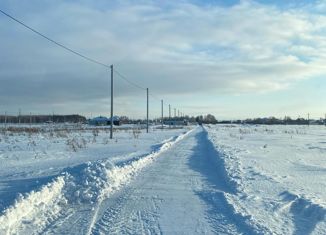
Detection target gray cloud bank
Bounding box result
[0,0,325,116]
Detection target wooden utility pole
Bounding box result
[169,104,171,128]
[18,108,21,124]
[307,113,310,126]
[146,88,149,133]
[110,65,114,139]
[4,111,7,127]
[169,104,171,120]
[161,100,163,129]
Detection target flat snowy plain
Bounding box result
[0,124,325,234]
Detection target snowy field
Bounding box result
[0,124,325,234]
[206,124,326,235]
[0,124,190,234]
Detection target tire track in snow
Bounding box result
[86,128,194,235]
[0,129,193,235]
[90,127,256,235]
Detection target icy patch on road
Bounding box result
[0,176,66,235]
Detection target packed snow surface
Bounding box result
[0,124,325,234]
[206,124,326,235]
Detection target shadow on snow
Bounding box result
[0,175,58,213]
[187,127,261,235]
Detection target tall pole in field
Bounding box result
[169,104,171,128]
[161,99,163,129]
[4,111,7,127]
[174,108,176,118]
[169,104,171,127]
[307,113,310,126]
[169,104,171,120]
[146,88,149,133]
[110,64,114,139]
[18,108,21,124]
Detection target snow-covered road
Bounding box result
[1,126,254,235]
[39,126,252,235]
[89,127,250,235]
[70,128,255,234]
[1,125,325,234]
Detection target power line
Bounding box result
[0,9,148,92]
[149,93,161,101]
[0,8,110,68]
[0,8,187,119]
[113,69,146,90]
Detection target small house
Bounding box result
[163,119,188,126]
[88,116,120,126]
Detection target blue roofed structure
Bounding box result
[88,116,120,126]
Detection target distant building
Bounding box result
[163,119,188,126]
[88,116,120,126]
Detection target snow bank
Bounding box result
[0,176,66,235]
[0,128,193,234]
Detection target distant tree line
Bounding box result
[2,113,322,126]
[115,115,326,125]
[0,114,86,124]
[117,114,218,125]
[217,116,326,125]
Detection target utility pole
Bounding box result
[110,64,114,139]
[307,113,310,126]
[161,100,163,130]
[169,104,171,128]
[161,99,163,129]
[18,108,21,124]
[174,108,176,118]
[4,111,7,127]
[146,88,149,133]
[178,110,180,117]
[169,104,171,119]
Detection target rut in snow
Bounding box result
[189,129,266,235]
[90,127,262,235]
[0,130,192,235]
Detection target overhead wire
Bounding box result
[0,8,149,92]
[0,8,186,118]
[0,9,110,68]
[113,69,146,91]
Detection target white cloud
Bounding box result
[0,0,326,116]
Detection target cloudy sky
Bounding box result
[0,0,325,119]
